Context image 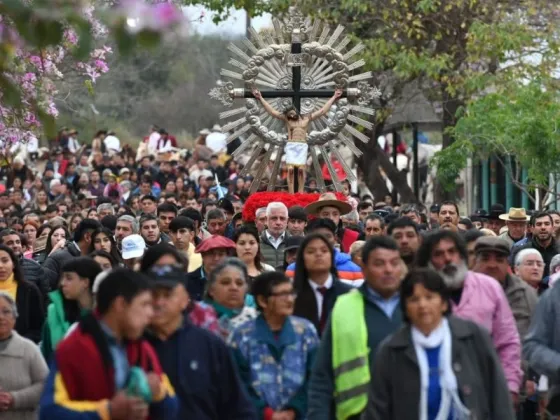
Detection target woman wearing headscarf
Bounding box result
[229,271,319,419]
[0,292,49,420]
[366,268,514,419]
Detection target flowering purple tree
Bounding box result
[0,0,191,153]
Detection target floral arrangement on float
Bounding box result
[242,191,347,222]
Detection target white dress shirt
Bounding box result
[308,274,334,320]
[265,231,285,249]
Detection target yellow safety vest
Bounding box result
[331,289,370,420]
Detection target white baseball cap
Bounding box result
[121,234,145,260]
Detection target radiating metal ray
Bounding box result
[268,143,285,191]
[348,59,365,71]
[228,58,247,70]
[338,133,363,157]
[220,69,244,80]
[226,123,252,143]
[255,79,279,89]
[232,134,257,157]
[314,68,337,85]
[345,124,370,143]
[242,39,258,54]
[314,81,336,89]
[311,147,326,190]
[349,72,373,82]
[249,27,267,49]
[321,147,342,191]
[318,26,330,44]
[343,43,365,61]
[250,146,275,193]
[335,36,351,52]
[307,58,331,79]
[350,105,376,115]
[228,43,251,62]
[329,141,357,182]
[219,107,246,120]
[221,117,246,133]
[327,25,345,46]
[309,20,321,41]
[239,142,264,177]
[347,114,374,130]
[273,18,284,43]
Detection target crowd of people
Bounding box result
[0,128,559,419]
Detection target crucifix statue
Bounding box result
[252,87,342,193]
[209,7,381,193]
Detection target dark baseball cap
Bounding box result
[146,265,186,289]
[284,236,304,251]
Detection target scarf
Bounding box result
[0,273,17,300]
[411,318,470,420]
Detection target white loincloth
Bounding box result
[285,142,308,166]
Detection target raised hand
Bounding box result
[334,89,343,99]
[252,88,262,100]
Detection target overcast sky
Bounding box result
[184,6,272,37]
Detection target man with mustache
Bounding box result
[417,230,522,408]
[437,200,460,231]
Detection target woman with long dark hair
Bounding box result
[40,257,102,361]
[89,227,122,264]
[35,225,70,264]
[233,226,274,290]
[292,233,352,336]
[366,268,514,419]
[0,244,44,342]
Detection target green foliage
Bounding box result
[432,82,560,190]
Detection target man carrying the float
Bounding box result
[252,87,343,194]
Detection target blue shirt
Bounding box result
[426,346,453,420]
[366,287,400,318]
[99,321,130,390]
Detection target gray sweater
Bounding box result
[0,331,49,420]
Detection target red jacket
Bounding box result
[340,227,359,253]
[39,314,177,419]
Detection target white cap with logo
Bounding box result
[122,234,146,260]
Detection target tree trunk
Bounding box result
[434,84,463,202]
[356,124,418,203]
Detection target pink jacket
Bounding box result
[453,271,522,392]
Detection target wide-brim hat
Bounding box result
[499,207,530,222]
[305,192,352,216]
[487,203,505,220]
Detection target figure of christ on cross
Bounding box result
[252,87,343,194]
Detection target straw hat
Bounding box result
[305,192,352,216]
[498,208,530,222]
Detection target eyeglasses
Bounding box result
[0,308,14,317]
[269,291,298,299]
[522,261,544,268]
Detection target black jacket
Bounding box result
[15,280,45,343]
[145,320,257,420]
[186,267,206,302]
[293,276,352,336]
[43,242,82,290]
[20,257,49,303]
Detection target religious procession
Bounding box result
[0,1,559,420]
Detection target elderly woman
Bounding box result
[205,258,257,339]
[0,292,49,420]
[514,248,545,294]
[366,268,514,419]
[229,271,319,419]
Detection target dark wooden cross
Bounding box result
[242,35,347,113]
